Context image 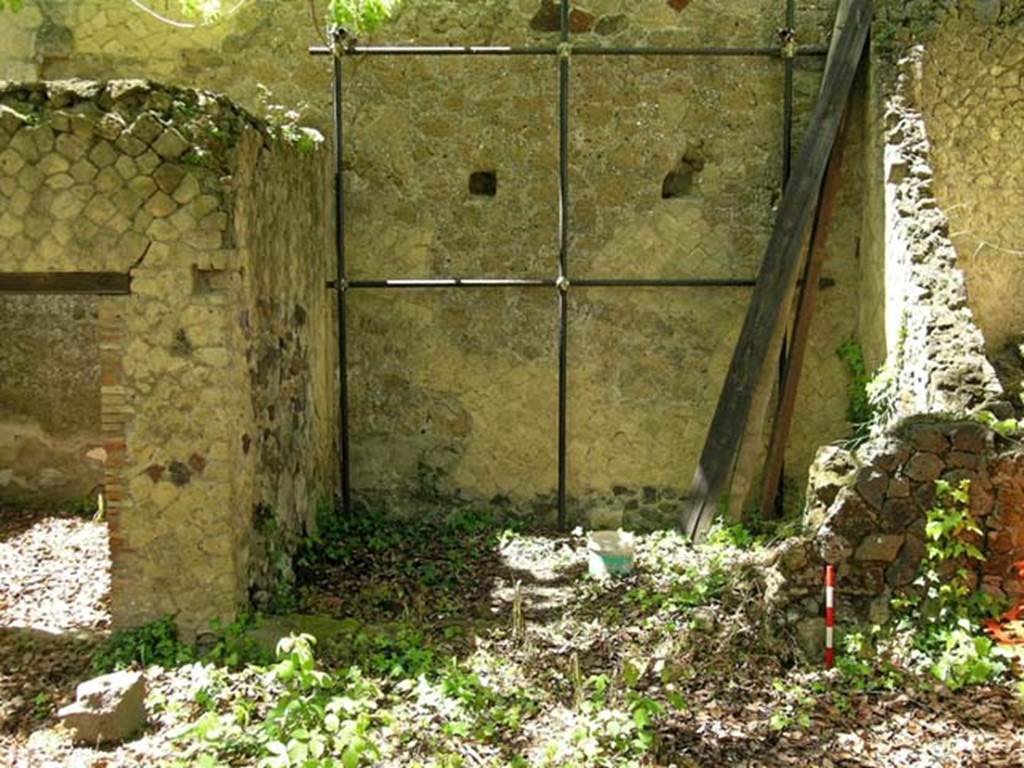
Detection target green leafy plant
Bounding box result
[438,662,537,741]
[704,518,758,550]
[329,0,401,35]
[837,339,873,441]
[255,85,323,154]
[183,634,384,767]
[92,615,195,672]
[767,679,814,732]
[976,409,1021,439]
[203,613,274,669]
[837,479,1011,692]
[889,479,1008,689]
[0,0,25,11]
[626,555,729,618]
[544,671,663,767]
[834,631,902,693]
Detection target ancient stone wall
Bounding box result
[878,50,1004,420]
[919,12,1024,354]
[0,81,335,634]
[0,0,860,525]
[233,125,337,607]
[0,295,104,503]
[772,46,1018,655]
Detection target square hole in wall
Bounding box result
[565,0,785,49]
[469,170,498,197]
[344,56,557,280]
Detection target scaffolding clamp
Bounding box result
[778,28,798,59]
[558,42,573,60]
[331,26,356,56]
[556,275,570,293]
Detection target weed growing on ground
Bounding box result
[178,634,385,767]
[92,613,272,673]
[92,615,194,673]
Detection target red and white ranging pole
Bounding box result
[825,564,836,669]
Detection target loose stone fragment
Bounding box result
[57,671,147,746]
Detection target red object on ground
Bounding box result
[825,564,836,669]
[984,560,1024,645]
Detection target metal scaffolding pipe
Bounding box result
[332,47,353,516]
[310,0,822,527]
[347,278,556,288]
[307,44,829,58]
[782,0,798,185]
[555,0,572,529]
[571,44,827,57]
[574,277,756,288]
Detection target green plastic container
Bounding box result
[587,530,636,578]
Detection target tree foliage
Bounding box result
[1,0,402,35]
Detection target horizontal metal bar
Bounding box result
[572,44,828,57]
[0,272,131,295]
[309,44,829,58]
[343,276,759,289]
[574,277,756,287]
[309,44,557,56]
[348,277,557,288]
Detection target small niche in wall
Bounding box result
[662,153,705,199]
[469,170,498,197]
[192,267,233,296]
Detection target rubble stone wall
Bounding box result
[233,126,337,607]
[1,0,861,525]
[0,81,335,634]
[774,44,1019,656]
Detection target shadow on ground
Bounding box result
[0,626,104,737]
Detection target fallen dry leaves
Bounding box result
[1,513,1023,766]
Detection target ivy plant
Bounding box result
[893,479,1008,689]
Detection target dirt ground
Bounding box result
[2,510,1023,767]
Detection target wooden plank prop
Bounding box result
[681,0,872,540]
[759,115,851,519]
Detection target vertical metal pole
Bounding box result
[782,0,796,186]
[333,43,352,515]
[556,0,570,529]
[772,0,798,518]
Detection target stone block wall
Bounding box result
[771,42,1023,654]
[781,420,1000,626]
[0,80,335,634]
[0,0,864,526]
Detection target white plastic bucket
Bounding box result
[587,530,636,578]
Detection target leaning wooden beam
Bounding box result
[681,0,872,540]
[759,115,851,519]
[0,272,132,295]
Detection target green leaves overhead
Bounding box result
[329,0,401,35]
